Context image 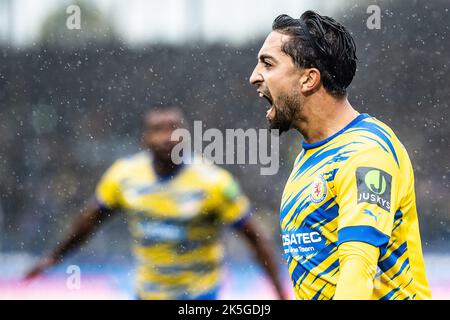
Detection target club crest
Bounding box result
[310,174,327,203]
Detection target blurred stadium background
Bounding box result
[0,0,449,299]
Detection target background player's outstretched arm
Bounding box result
[23,199,116,280]
[237,217,288,300]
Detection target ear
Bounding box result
[300,68,321,94]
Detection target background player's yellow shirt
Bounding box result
[95,151,250,299]
[281,113,431,300]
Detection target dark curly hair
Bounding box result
[272,10,357,97]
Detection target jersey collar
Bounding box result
[301,113,370,150]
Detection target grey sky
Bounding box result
[2,0,341,45]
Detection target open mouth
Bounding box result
[258,91,275,119]
[258,91,272,106]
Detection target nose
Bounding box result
[249,65,263,86]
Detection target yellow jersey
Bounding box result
[95,151,250,299]
[280,113,431,300]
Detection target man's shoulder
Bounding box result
[106,151,149,176]
[187,159,237,187]
[342,115,406,160]
[345,115,401,145]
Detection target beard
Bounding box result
[267,89,301,134]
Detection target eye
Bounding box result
[262,60,272,68]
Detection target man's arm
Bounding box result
[334,241,380,300]
[24,199,116,280]
[236,217,288,300]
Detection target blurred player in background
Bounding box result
[249,10,431,299]
[25,106,287,300]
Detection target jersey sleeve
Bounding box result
[334,145,400,248]
[334,241,380,299]
[215,170,251,227]
[95,160,125,210]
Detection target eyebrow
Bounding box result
[258,53,277,64]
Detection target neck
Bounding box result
[293,92,359,144]
[152,157,182,177]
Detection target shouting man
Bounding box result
[249,10,431,300]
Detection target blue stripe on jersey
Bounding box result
[307,149,358,178]
[312,283,328,300]
[140,284,219,300]
[378,241,408,273]
[285,196,314,230]
[299,199,339,229]
[350,120,400,167]
[293,144,341,180]
[290,203,338,269]
[230,207,252,229]
[301,113,370,150]
[193,287,219,300]
[383,240,396,254]
[280,185,309,222]
[288,198,339,283]
[392,209,404,232]
[153,262,218,274]
[380,287,400,300]
[288,204,339,259]
[311,259,339,285]
[285,185,338,231]
[293,142,360,180]
[294,150,306,167]
[292,242,337,287]
[394,209,403,221]
[391,258,410,281]
[337,225,390,247]
[360,134,389,153]
[296,264,309,287]
[281,184,309,211]
[322,168,339,182]
[392,219,403,233]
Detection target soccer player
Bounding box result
[249,10,431,300]
[25,107,286,300]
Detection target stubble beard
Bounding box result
[268,89,301,135]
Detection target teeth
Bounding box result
[259,92,264,98]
